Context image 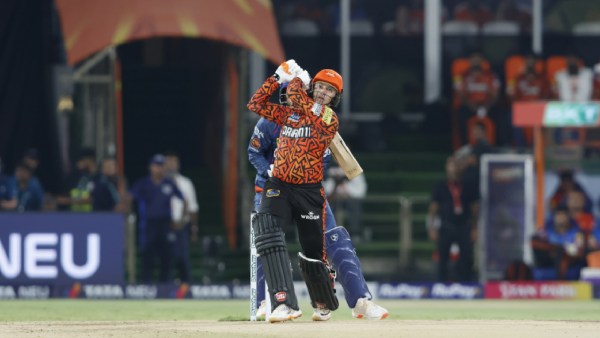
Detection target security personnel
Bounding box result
[131,154,185,283]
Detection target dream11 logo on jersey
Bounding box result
[0,213,125,285]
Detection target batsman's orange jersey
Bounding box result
[247,77,338,184]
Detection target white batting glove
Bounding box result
[274,59,300,84]
[297,70,311,90]
[267,164,274,177]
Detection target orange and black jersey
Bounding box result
[247,77,339,185]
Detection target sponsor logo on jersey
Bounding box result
[253,126,264,138]
[250,137,261,152]
[281,126,311,138]
[275,292,286,302]
[288,113,300,123]
[322,106,333,125]
[266,189,280,198]
[301,211,320,220]
[330,233,338,242]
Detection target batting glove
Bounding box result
[274,59,300,84]
[297,69,311,90]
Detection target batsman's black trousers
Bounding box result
[259,177,327,262]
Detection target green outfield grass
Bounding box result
[1,300,599,322]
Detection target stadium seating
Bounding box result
[572,21,600,35]
[281,19,320,36]
[481,21,520,35]
[442,20,479,35]
[335,19,375,36]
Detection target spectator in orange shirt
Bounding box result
[509,55,549,101]
[566,190,594,232]
[453,0,493,27]
[507,54,549,146]
[456,53,500,146]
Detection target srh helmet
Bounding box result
[279,83,289,106]
[310,69,343,108]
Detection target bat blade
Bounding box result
[330,132,363,180]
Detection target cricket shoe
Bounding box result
[311,307,332,321]
[268,304,302,323]
[351,298,389,320]
[256,300,267,320]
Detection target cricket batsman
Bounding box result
[247,59,387,322]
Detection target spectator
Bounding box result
[130,154,186,283]
[323,166,367,240]
[566,190,594,232]
[453,0,493,27]
[508,55,549,101]
[57,148,97,212]
[427,156,479,282]
[531,205,583,280]
[507,54,549,146]
[12,162,44,212]
[23,148,39,172]
[92,157,129,212]
[0,157,17,211]
[549,170,592,213]
[456,52,500,146]
[456,122,494,201]
[165,151,199,283]
[554,55,593,102]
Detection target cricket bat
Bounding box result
[330,132,363,180]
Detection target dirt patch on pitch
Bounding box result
[1,320,597,338]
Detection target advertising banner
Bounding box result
[377,283,483,299]
[485,282,593,300]
[0,213,124,286]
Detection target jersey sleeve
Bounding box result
[247,77,288,125]
[286,78,339,136]
[248,119,273,178]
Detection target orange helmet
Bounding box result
[311,69,343,107]
[312,69,343,93]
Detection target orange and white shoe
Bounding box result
[351,298,389,320]
[311,307,332,321]
[268,304,302,323]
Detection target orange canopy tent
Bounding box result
[56,0,284,65]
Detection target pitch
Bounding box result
[1,299,599,337]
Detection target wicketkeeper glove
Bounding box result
[274,59,301,84]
